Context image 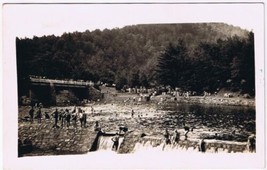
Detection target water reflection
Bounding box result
[160,103,255,141]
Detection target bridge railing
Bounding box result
[30,77,94,86]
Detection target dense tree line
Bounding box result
[157,32,254,95]
[16,23,254,96]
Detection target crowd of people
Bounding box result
[27,104,94,129]
[25,104,255,153]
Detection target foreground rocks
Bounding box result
[18,120,98,156]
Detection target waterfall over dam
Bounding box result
[131,137,249,153]
[97,136,124,152]
[89,132,248,154]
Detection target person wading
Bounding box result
[112,133,120,151]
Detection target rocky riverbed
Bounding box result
[18,99,255,157]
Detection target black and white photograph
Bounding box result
[2,2,265,169]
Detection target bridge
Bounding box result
[28,78,101,106]
[30,77,95,88]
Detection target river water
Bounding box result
[92,102,255,153]
[160,103,255,138]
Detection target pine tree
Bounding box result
[156,40,188,88]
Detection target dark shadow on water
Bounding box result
[160,103,255,139]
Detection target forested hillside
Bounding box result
[16,23,254,96]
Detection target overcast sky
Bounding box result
[3,3,263,38]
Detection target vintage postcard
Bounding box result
[2,1,265,169]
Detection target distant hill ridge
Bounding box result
[125,22,248,39]
[119,22,249,51]
[16,22,252,96]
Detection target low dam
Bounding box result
[18,120,250,157]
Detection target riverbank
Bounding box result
[157,95,255,107]
[102,92,255,107]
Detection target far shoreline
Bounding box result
[85,93,256,108]
[116,93,256,108]
[165,96,255,108]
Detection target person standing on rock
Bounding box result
[58,109,62,121]
[29,106,34,123]
[112,133,120,151]
[94,121,101,131]
[247,134,256,152]
[84,110,88,127]
[79,109,83,128]
[91,106,94,115]
[199,139,206,152]
[164,128,171,145]
[37,107,42,123]
[65,109,71,127]
[173,130,180,144]
[82,110,87,128]
[131,109,135,118]
[72,109,78,128]
[60,109,66,127]
[52,108,59,128]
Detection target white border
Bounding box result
[1,1,265,169]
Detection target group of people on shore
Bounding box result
[51,107,88,128]
[164,128,181,145]
[27,105,92,128]
[28,104,43,123]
